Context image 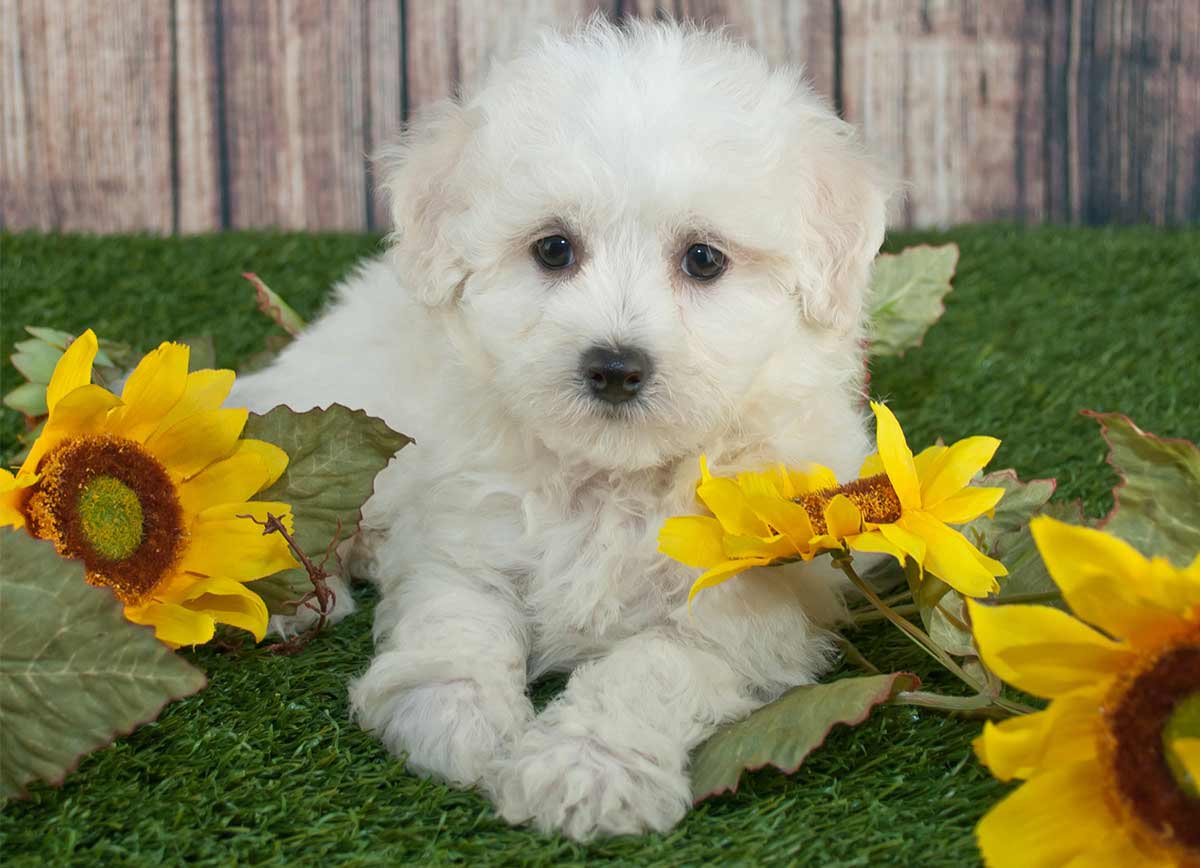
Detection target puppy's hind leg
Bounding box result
[350,565,533,787]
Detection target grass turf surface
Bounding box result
[1,226,1197,865]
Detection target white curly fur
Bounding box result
[232,17,890,841]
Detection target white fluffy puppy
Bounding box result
[232,18,888,841]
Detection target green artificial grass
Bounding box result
[1,226,1197,865]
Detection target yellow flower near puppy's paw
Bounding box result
[1,330,298,648]
[968,517,1200,868]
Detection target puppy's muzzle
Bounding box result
[580,345,652,405]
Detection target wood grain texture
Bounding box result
[840,0,1058,227]
[405,0,606,111]
[219,0,371,229]
[619,0,837,103]
[364,0,404,229]
[174,0,222,232]
[1,0,174,232]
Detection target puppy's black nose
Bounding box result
[581,346,651,405]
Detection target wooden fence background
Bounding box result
[2,0,1197,233]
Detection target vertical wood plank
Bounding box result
[620,1,837,106]
[364,0,404,229]
[174,0,223,232]
[1069,0,1200,224]
[0,0,173,232]
[405,0,607,112]
[220,0,370,230]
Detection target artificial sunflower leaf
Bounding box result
[1088,411,1200,568]
[0,530,207,800]
[2,382,48,418]
[244,272,307,338]
[23,326,76,350]
[690,672,920,802]
[961,469,1057,559]
[243,404,412,613]
[866,244,958,358]
[10,339,62,384]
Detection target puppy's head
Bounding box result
[380,19,890,471]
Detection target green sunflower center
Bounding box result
[77,475,144,561]
[24,434,186,605]
[1164,693,1200,800]
[1105,642,1200,855]
[794,473,903,535]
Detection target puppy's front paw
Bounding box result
[489,724,690,841]
[351,674,531,787]
[267,573,357,639]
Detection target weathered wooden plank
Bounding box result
[0,0,173,232]
[220,0,371,230]
[1069,0,1200,224]
[364,0,405,230]
[840,0,1059,227]
[174,0,222,232]
[405,0,607,111]
[619,1,837,106]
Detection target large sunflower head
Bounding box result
[968,517,1200,867]
[2,330,298,647]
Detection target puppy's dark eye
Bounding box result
[681,243,727,281]
[533,235,575,270]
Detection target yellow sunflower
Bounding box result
[658,402,1006,601]
[798,402,1008,597]
[1,330,298,648]
[968,517,1200,867]
[658,456,834,604]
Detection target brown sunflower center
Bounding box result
[794,473,902,535]
[1103,639,1200,857]
[24,434,186,605]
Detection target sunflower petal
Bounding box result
[18,385,124,476]
[790,463,839,494]
[870,402,921,510]
[745,495,814,552]
[858,453,884,478]
[927,485,1005,525]
[823,494,863,540]
[145,408,249,480]
[975,759,1116,868]
[974,688,1103,781]
[181,502,298,580]
[110,342,191,441]
[0,469,37,528]
[238,439,289,490]
[697,476,770,538]
[723,532,798,560]
[920,435,1001,508]
[124,600,216,648]
[966,600,1135,698]
[687,557,773,607]
[659,515,727,567]
[1029,516,1195,642]
[900,511,1003,597]
[166,576,270,642]
[150,369,237,438]
[45,329,98,414]
[912,443,948,479]
[176,445,272,517]
[877,522,928,565]
[845,530,906,563]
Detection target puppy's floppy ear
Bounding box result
[376,101,476,306]
[792,123,893,334]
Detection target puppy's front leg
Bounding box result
[490,567,843,840]
[350,569,533,786]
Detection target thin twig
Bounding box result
[238,512,339,655]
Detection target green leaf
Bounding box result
[244,272,307,338]
[10,340,62,384]
[23,326,76,350]
[2,383,48,418]
[961,470,1057,558]
[242,405,412,613]
[178,335,217,372]
[0,530,206,800]
[690,672,920,802]
[1088,411,1200,568]
[866,244,959,357]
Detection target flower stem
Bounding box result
[833,555,1032,716]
